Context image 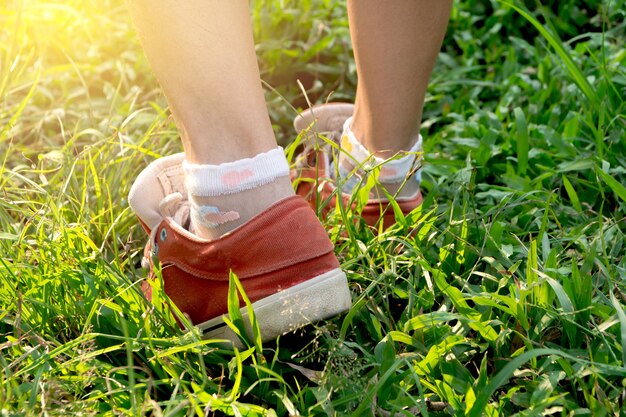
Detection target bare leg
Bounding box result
[128,0,275,163]
[347,0,452,159]
[127,0,293,239]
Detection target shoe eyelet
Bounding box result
[153,243,159,255]
[160,228,167,242]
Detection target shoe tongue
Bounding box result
[128,153,186,232]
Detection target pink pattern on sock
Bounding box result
[202,210,240,226]
[221,169,254,187]
[193,205,241,228]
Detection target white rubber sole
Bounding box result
[197,268,351,345]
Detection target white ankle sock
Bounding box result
[337,117,423,198]
[183,147,293,239]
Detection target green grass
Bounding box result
[1,0,626,415]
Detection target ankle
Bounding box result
[350,112,420,159]
[180,124,278,165]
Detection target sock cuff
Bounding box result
[342,117,423,183]
[183,147,289,197]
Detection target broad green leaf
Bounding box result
[414,336,465,376]
[514,107,529,176]
[562,175,583,212]
[597,168,626,204]
[404,311,460,331]
[227,271,246,343]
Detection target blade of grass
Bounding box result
[514,107,529,176]
[609,292,626,367]
[230,270,263,351]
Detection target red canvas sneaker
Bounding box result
[292,103,423,229]
[128,154,352,343]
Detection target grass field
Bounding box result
[1,0,626,415]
